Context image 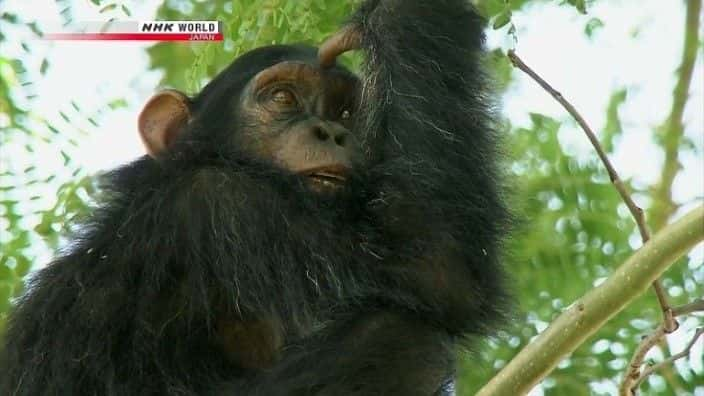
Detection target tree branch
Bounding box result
[619,324,669,395]
[620,1,702,392]
[649,0,702,231]
[672,299,704,317]
[634,328,704,390]
[507,49,676,331]
[505,51,648,241]
[475,206,704,396]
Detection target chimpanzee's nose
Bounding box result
[312,125,348,147]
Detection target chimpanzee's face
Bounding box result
[237,61,361,193]
[138,47,363,194]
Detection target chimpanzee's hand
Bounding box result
[318,25,363,68]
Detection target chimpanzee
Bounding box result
[0,0,509,395]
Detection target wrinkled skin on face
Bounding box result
[237,61,361,192]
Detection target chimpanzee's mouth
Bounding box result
[303,166,348,190]
[309,172,346,186]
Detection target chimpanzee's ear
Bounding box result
[138,89,191,157]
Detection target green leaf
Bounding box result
[0,265,13,283]
[14,256,31,278]
[107,98,128,110]
[34,217,54,236]
[486,49,513,90]
[99,3,117,13]
[1,13,19,23]
[492,9,512,30]
[10,59,27,74]
[475,0,507,19]
[27,22,42,37]
[60,150,71,165]
[584,18,604,38]
[0,283,12,313]
[567,0,587,14]
[47,124,60,134]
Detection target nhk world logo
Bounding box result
[45,21,222,42]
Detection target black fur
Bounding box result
[0,1,509,395]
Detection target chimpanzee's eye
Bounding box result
[271,89,297,106]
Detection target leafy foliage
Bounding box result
[148,0,358,92]
[0,6,107,334]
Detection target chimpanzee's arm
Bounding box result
[350,0,510,336]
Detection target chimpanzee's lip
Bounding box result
[302,165,349,186]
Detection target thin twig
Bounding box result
[619,324,668,395]
[507,52,650,241]
[506,50,675,331]
[672,299,704,317]
[634,328,704,389]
